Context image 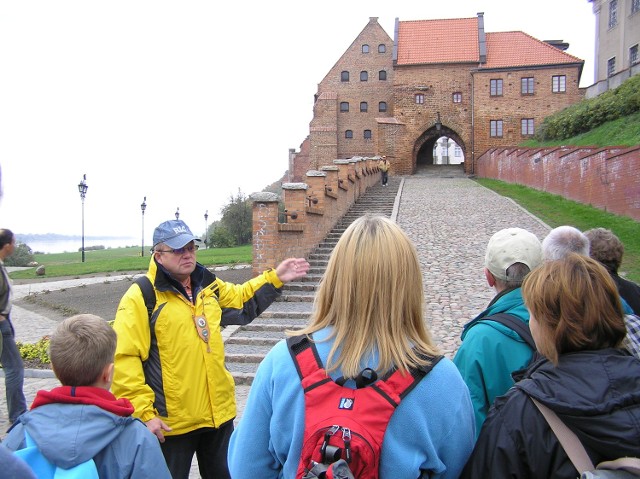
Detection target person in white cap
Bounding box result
[453,227,543,435]
[111,219,309,479]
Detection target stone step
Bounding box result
[283,282,316,292]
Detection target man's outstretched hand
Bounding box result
[275,258,310,283]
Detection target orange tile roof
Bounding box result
[482,31,583,68]
[396,18,479,65]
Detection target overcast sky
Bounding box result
[0,0,595,241]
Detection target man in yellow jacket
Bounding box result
[112,219,309,479]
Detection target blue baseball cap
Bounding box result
[153,220,202,249]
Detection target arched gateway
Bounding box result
[413,125,466,170]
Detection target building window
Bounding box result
[340,102,349,112]
[362,44,369,53]
[379,70,387,81]
[345,130,353,139]
[490,120,503,138]
[378,44,386,53]
[360,71,368,81]
[379,101,387,112]
[521,118,534,136]
[608,0,618,28]
[415,94,425,104]
[490,79,503,96]
[552,75,566,93]
[360,102,368,112]
[521,77,534,95]
[633,0,640,13]
[631,45,639,66]
[452,92,462,103]
[341,71,349,82]
[364,130,372,139]
[455,146,462,157]
[607,57,616,77]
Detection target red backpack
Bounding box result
[287,335,443,479]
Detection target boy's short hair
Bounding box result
[49,314,117,386]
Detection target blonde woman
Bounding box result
[461,253,640,478]
[228,215,475,479]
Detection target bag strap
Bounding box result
[286,335,443,399]
[484,313,536,350]
[134,276,156,322]
[529,397,595,473]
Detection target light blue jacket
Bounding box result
[228,327,475,479]
[453,287,533,436]
[2,403,170,479]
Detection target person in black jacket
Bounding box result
[461,253,640,479]
[585,227,640,316]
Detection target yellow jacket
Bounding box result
[379,160,390,172]
[112,259,283,435]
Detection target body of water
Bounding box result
[23,237,141,254]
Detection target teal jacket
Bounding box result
[453,288,533,436]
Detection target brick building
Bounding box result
[289,14,585,179]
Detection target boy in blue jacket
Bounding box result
[1,314,170,478]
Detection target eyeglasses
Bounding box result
[156,244,199,255]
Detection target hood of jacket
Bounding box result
[516,349,640,456]
[13,388,138,469]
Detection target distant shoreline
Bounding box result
[17,236,142,254]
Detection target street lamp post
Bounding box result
[77,174,88,263]
[175,207,180,220]
[204,210,209,249]
[141,196,147,257]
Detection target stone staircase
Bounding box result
[224,177,401,385]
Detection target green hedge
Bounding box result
[536,75,640,141]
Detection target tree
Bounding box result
[5,242,35,267]
[207,221,235,248]
[219,189,252,246]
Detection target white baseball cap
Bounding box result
[485,228,542,281]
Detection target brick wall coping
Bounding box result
[249,192,279,202]
[306,170,327,177]
[334,159,351,165]
[282,182,309,190]
[321,166,339,171]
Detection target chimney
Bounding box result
[544,40,570,51]
[477,12,487,64]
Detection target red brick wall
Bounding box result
[472,67,584,170]
[476,146,640,221]
[312,17,394,163]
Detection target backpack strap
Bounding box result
[287,335,443,401]
[484,313,536,350]
[134,276,156,322]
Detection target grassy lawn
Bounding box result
[9,244,252,280]
[476,178,640,283]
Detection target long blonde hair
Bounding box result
[291,215,439,377]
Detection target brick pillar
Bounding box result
[335,160,350,193]
[250,192,280,276]
[282,182,308,225]
[305,170,327,212]
[322,165,339,196]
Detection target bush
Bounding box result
[17,337,51,365]
[535,74,640,141]
[4,242,35,267]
